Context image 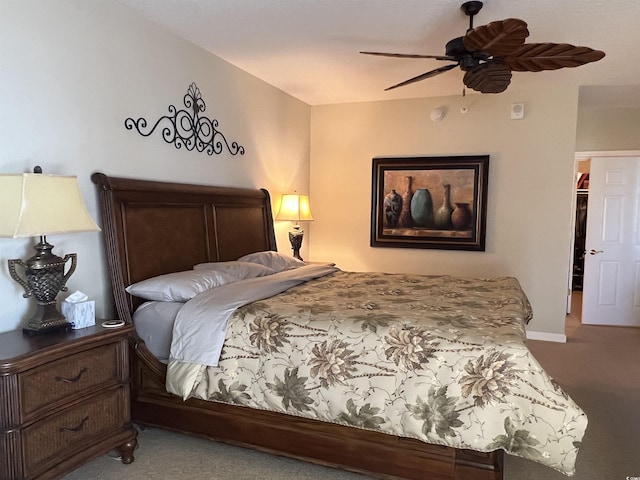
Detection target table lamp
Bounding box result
[275,193,313,261]
[0,167,100,334]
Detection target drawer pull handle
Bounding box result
[55,367,88,384]
[59,416,89,433]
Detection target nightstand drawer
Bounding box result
[20,342,121,417]
[22,386,128,477]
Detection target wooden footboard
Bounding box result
[131,340,503,480]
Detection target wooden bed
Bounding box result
[91,172,503,480]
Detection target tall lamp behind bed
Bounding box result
[275,193,313,261]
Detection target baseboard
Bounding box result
[525,330,567,343]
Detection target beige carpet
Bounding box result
[65,293,640,479]
[503,292,640,479]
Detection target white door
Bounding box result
[582,156,640,326]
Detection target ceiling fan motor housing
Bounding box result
[445,37,467,57]
[445,37,489,71]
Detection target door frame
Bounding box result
[569,150,640,317]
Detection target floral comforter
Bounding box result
[167,271,587,476]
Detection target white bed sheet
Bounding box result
[133,301,183,363]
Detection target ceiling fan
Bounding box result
[360,1,605,94]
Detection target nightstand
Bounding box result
[0,324,137,480]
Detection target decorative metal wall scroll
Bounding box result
[125,83,245,156]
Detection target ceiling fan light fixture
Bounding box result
[360,1,605,95]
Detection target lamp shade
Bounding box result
[0,173,100,237]
[275,194,313,222]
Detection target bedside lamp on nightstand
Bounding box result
[0,167,100,335]
[276,193,313,261]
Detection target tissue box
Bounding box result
[61,299,96,330]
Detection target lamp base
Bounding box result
[22,303,72,336]
[8,236,77,336]
[288,226,304,261]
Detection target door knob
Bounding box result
[589,249,604,255]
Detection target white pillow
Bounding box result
[237,250,305,273]
[193,261,275,278]
[125,270,237,302]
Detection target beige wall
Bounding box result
[310,88,580,337]
[4,1,633,338]
[0,1,310,332]
[576,106,640,151]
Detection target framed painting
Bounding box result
[370,155,489,251]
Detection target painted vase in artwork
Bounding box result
[451,202,473,230]
[434,183,454,229]
[410,188,434,228]
[383,189,402,227]
[398,176,414,228]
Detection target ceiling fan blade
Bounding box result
[360,51,455,61]
[463,63,512,93]
[385,63,458,91]
[504,43,606,71]
[464,18,529,56]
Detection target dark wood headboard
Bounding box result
[91,173,277,323]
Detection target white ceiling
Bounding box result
[117,0,640,106]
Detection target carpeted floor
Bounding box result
[502,292,640,480]
[64,293,640,479]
